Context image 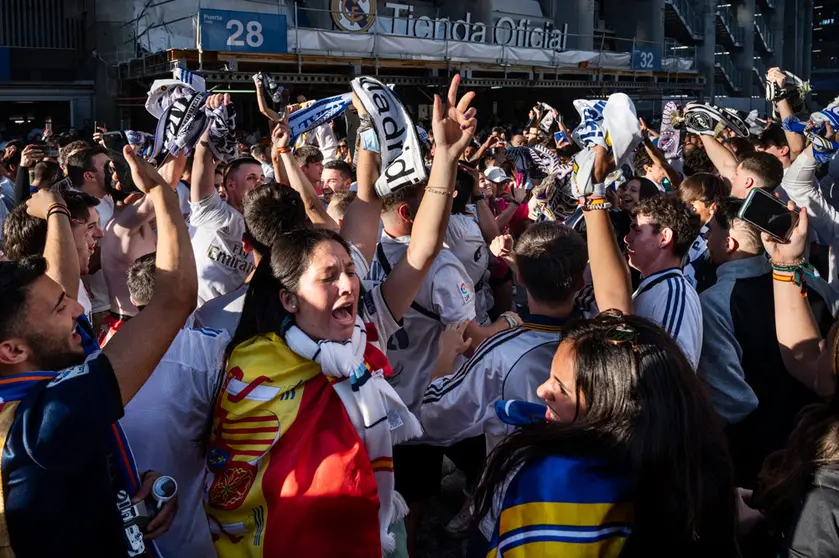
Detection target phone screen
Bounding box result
[739,189,799,241]
[102,131,128,153]
[554,131,566,143]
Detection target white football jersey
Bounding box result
[633,267,703,368]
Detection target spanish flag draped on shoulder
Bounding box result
[204,333,381,558]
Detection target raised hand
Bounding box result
[26,188,65,220]
[762,202,807,264]
[432,74,477,158]
[20,145,44,168]
[123,145,167,194]
[768,67,786,89]
[271,111,292,149]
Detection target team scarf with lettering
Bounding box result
[289,93,353,145]
[351,76,427,197]
[0,317,158,558]
[284,315,421,553]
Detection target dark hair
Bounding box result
[126,252,156,307]
[712,197,763,251]
[737,151,784,190]
[242,183,307,256]
[473,314,738,556]
[229,228,351,352]
[33,161,62,186]
[758,125,789,152]
[514,221,587,303]
[65,146,108,188]
[677,173,731,205]
[3,190,99,260]
[452,167,477,215]
[633,196,701,259]
[625,176,660,201]
[323,159,353,182]
[381,181,426,215]
[224,157,262,184]
[0,257,48,342]
[633,148,653,173]
[757,325,839,532]
[724,137,756,157]
[250,144,271,161]
[293,145,324,167]
[328,190,357,220]
[682,146,716,176]
[59,139,91,167]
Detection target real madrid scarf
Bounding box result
[351,76,427,197]
[289,92,353,145]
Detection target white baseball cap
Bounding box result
[484,167,511,184]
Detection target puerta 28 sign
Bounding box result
[198,9,287,54]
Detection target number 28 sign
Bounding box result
[198,9,288,54]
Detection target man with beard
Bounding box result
[0,147,196,557]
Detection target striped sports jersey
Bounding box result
[422,315,570,451]
[633,267,703,368]
[486,454,632,557]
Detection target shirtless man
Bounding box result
[99,153,188,345]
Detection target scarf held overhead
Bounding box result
[351,76,427,197]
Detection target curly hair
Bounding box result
[682,146,716,176]
[633,195,701,259]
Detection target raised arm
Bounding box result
[582,146,632,314]
[380,75,476,321]
[768,67,806,160]
[699,134,738,181]
[339,95,383,264]
[271,118,339,231]
[253,76,280,124]
[191,94,228,203]
[641,135,682,188]
[25,189,79,299]
[762,205,835,398]
[115,153,187,234]
[104,146,197,405]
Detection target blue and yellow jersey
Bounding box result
[487,453,633,557]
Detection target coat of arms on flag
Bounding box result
[331,0,376,33]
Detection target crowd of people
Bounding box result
[0,64,839,558]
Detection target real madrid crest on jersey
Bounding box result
[331,0,376,33]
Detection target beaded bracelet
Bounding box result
[771,260,817,296]
[580,197,612,211]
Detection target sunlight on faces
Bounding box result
[705,216,733,265]
[0,276,86,371]
[618,179,643,213]
[71,207,103,276]
[281,241,359,342]
[729,164,754,200]
[537,340,585,423]
[624,214,665,271]
[225,163,264,212]
[87,153,111,198]
[303,161,324,187]
[321,169,350,197]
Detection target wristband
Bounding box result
[580,197,612,211]
[771,260,816,296]
[47,207,71,220]
[275,146,292,154]
[501,312,519,329]
[46,202,68,214]
[425,187,452,196]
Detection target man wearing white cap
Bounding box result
[484,167,528,236]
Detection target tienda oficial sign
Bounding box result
[333,1,568,51]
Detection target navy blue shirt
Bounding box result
[3,353,129,557]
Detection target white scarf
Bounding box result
[351,76,427,198]
[284,316,422,554]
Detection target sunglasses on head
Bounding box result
[595,309,640,352]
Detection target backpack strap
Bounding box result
[375,243,441,321]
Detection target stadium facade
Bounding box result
[0,0,815,134]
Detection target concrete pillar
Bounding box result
[732,0,756,96]
[636,0,665,47]
[700,0,717,100]
[566,0,595,50]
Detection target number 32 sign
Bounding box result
[632,46,661,72]
[199,9,288,54]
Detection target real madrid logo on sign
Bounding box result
[331,0,376,33]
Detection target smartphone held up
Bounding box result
[738,188,799,242]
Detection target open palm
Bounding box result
[432,74,477,157]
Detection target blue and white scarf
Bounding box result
[289,92,353,144]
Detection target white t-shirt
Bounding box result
[77,279,93,324]
[446,207,491,324]
[193,284,248,336]
[84,195,116,315]
[189,192,254,307]
[368,231,477,418]
[121,326,230,558]
[633,267,703,368]
[176,181,192,224]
